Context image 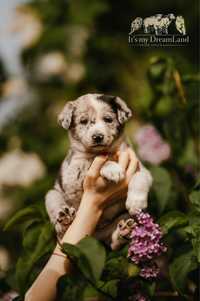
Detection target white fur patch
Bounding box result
[100,161,125,183]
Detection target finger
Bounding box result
[86,156,108,181]
[116,142,126,158]
[126,148,138,180]
[96,176,108,190]
[118,148,129,172]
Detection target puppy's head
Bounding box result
[58,93,132,153]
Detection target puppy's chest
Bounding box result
[60,155,92,207]
[59,152,126,225]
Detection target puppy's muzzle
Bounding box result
[92,133,104,144]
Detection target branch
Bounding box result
[155,291,178,297]
[173,70,187,105]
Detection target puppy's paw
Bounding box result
[100,161,124,183]
[55,205,76,238]
[111,218,135,250]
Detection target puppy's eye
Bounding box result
[80,118,88,125]
[103,116,113,123]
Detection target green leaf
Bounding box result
[57,274,85,301]
[15,222,55,294]
[188,212,200,263]
[83,284,101,300]
[3,202,47,231]
[4,207,39,231]
[148,61,167,80]
[97,279,119,299]
[77,236,106,282]
[194,178,200,189]
[107,244,128,260]
[155,96,173,117]
[104,257,127,280]
[146,282,156,297]
[22,223,44,251]
[189,191,200,213]
[62,236,106,283]
[62,242,94,282]
[178,140,198,169]
[69,1,108,26]
[150,166,172,213]
[24,222,54,263]
[192,236,200,263]
[158,211,188,234]
[104,256,139,281]
[127,263,140,278]
[169,250,198,295]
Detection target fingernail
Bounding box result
[120,143,127,151]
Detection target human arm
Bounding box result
[25,148,137,301]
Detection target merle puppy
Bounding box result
[45,93,152,249]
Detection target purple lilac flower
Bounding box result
[128,210,167,279]
[139,262,160,279]
[133,293,147,301]
[1,291,18,301]
[134,124,171,165]
[129,292,148,301]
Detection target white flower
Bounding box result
[0,247,10,277]
[36,52,85,83]
[0,4,42,76]
[0,195,14,222]
[36,52,68,79]
[66,62,85,83]
[0,79,35,132]
[0,149,46,187]
[7,6,43,49]
[2,78,28,97]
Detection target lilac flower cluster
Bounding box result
[140,262,160,279]
[134,124,171,165]
[128,210,167,279]
[0,291,18,301]
[129,283,149,301]
[129,292,148,301]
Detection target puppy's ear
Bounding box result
[114,96,132,124]
[58,101,75,129]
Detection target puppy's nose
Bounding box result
[92,133,104,144]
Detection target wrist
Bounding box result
[60,194,103,245]
[81,191,105,211]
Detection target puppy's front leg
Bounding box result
[126,163,153,215]
[45,189,76,238]
[100,161,125,183]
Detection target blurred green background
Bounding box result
[0,0,199,300]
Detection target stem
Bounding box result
[173,70,187,105]
[155,291,178,297]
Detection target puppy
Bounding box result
[45,94,152,249]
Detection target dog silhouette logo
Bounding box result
[129,14,186,36]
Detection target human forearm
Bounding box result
[60,193,103,245]
[25,194,103,301]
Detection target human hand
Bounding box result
[82,147,138,210]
